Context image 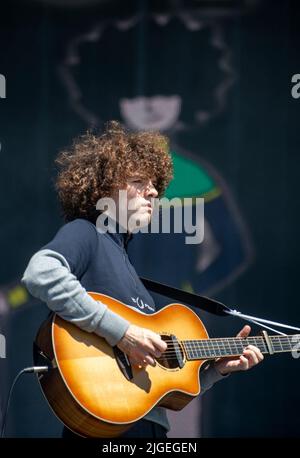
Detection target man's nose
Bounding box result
[145,181,158,198]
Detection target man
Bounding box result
[22,121,263,438]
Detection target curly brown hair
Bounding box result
[55,121,174,222]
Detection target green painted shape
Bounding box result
[165,151,216,198]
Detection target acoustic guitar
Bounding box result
[33,292,299,438]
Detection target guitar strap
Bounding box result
[140,276,231,317]
[140,277,300,335]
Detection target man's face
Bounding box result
[113,176,158,231]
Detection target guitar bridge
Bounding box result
[113,346,133,381]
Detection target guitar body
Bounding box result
[34,292,209,438]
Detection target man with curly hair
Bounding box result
[22,121,263,438]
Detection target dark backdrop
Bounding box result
[0,0,299,438]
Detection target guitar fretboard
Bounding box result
[182,335,300,360]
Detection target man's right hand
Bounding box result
[117,324,167,368]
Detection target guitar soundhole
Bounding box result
[156,334,185,370]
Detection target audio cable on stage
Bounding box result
[1,366,49,438]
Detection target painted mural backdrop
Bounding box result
[0,4,255,438]
[3,0,298,438]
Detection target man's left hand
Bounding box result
[214,325,264,375]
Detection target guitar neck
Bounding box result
[182,334,300,360]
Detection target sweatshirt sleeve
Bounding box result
[199,361,230,395]
[21,249,130,346]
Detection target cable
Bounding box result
[224,309,300,335]
[1,366,49,438]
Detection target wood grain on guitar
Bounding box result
[33,292,300,438]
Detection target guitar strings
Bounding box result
[158,340,293,350]
[160,344,290,355]
[155,342,292,359]
[129,336,299,363]
[158,337,296,352]
[159,337,299,342]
